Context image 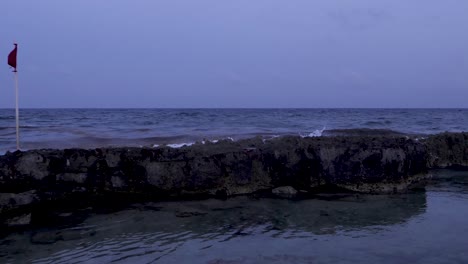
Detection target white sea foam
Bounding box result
[152,144,160,148]
[301,127,326,138]
[167,142,194,148]
[308,130,323,137]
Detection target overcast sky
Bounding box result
[1,0,467,108]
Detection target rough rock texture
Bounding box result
[272,186,298,198]
[0,190,38,214]
[425,133,468,168]
[0,133,467,227]
[0,136,429,195]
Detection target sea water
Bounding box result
[1,109,468,263]
[1,108,467,152]
[1,170,468,264]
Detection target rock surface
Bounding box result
[272,186,298,198]
[425,133,468,168]
[0,132,467,227]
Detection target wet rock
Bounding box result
[57,173,87,184]
[110,175,126,188]
[425,133,468,168]
[15,152,49,180]
[175,211,207,218]
[143,204,163,211]
[272,186,298,198]
[0,190,38,213]
[31,231,62,244]
[5,213,31,226]
[58,212,73,217]
[0,132,467,226]
[59,228,96,241]
[324,128,406,137]
[30,227,96,244]
[0,135,436,198]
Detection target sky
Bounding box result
[1,0,467,108]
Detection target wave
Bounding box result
[0,132,16,136]
[1,128,414,153]
[362,120,392,126]
[166,142,195,148]
[310,127,326,137]
[323,128,407,137]
[0,125,41,130]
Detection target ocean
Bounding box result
[1,108,467,153]
[1,108,468,263]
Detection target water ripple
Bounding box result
[4,176,468,263]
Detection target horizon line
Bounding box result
[1,107,468,110]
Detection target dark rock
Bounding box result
[31,231,62,244]
[5,213,31,226]
[272,186,298,198]
[59,228,96,241]
[175,211,207,218]
[0,190,38,213]
[323,128,406,137]
[0,132,467,226]
[15,152,49,180]
[425,133,468,168]
[57,173,87,184]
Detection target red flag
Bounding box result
[8,43,17,72]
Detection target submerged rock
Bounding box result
[5,213,31,227]
[175,211,207,218]
[272,186,298,198]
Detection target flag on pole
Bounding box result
[8,43,17,72]
[7,43,20,150]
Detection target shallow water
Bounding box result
[1,108,467,152]
[1,170,468,263]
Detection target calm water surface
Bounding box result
[1,170,468,263]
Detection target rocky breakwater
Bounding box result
[0,132,467,228]
[425,132,468,168]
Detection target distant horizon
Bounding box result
[1,107,468,110]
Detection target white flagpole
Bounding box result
[14,71,19,150]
